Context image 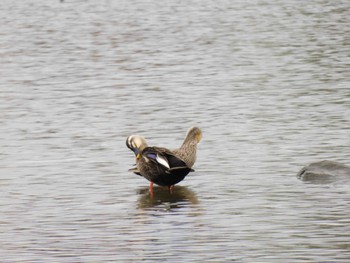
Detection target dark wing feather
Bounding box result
[143,146,189,169]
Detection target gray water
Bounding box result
[1,0,350,262]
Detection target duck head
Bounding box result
[126,135,148,158]
[185,126,202,144]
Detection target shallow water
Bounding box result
[1,0,350,262]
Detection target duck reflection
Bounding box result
[137,185,199,212]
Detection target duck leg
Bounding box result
[168,185,174,193]
[149,182,154,194]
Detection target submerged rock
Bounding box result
[297,160,350,183]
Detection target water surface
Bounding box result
[1,0,350,262]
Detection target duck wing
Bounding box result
[140,146,194,186]
[143,147,192,173]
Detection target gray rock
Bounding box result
[297,160,350,183]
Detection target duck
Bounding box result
[126,127,202,192]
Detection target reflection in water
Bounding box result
[137,186,199,212]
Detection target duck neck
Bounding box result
[180,139,197,155]
[178,140,197,168]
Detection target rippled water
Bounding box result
[1,0,350,262]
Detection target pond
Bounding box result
[1,0,349,262]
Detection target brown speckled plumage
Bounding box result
[172,127,202,168]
